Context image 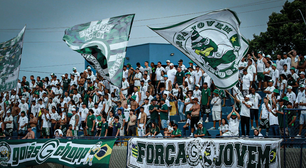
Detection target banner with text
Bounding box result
[0,138,116,168]
[127,138,282,168]
[0,26,26,92]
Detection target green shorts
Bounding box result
[87,127,94,136]
[257,73,264,82]
[42,127,50,136]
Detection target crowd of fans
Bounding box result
[0,49,306,140]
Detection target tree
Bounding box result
[249,0,306,57]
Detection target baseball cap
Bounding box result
[213,90,219,94]
[266,55,271,58]
[70,73,75,76]
[287,86,292,89]
[232,112,237,116]
[283,52,287,55]
[7,110,10,114]
[272,63,277,67]
[246,95,251,98]
[258,51,263,54]
[186,72,191,75]
[87,66,91,70]
[300,84,305,88]
[160,98,165,102]
[71,108,76,111]
[131,95,136,100]
[166,60,170,63]
[50,73,54,76]
[127,63,131,66]
[170,63,174,66]
[299,71,305,75]
[273,89,279,93]
[72,67,76,70]
[164,75,168,78]
[189,60,194,64]
[290,67,296,71]
[197,121,203,125]
[61,75,65,77]
[268,79,273,83]
[282,96,289,102]
[196,84,200,88]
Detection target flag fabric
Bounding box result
[150,9,248,89]
[63,14,135,87]
[0,26,26,92]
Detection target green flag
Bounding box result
[0,26,26,92]
[150,9,249,89]
[63,14,135,87]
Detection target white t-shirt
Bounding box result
[264,67,272,77]
[134,72,142,86]
[18,116,28,130]
[121,80,130,95]
[261,103,271,119]
[41,113,50,128]
[257,57,265,73]
[269,109,279,125]
[4,115,13,129]
[249,93,262,109]
[79,107,89,121]
[286,91,296,105]
[194,70,202,85]
[167,68,177,84]
[240,98,252,117]
[50,112,59,121]
[155,67,165,81]
[271,69,279,85]
[247,65,256,79]
[228,118,240,136]
[193,89,201,102]
[219,124,229,133]
[211,96,221,111]
[185,77,194,90]
[19,103,29,114]
[242,74,253,90]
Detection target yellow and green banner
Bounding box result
[0,138,116,168]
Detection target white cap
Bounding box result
[166,60,170,63]
[246,95,251,98]
[71,108,76,111]
[266,55,271,58]
[7,110,10,114]
[61,75,65,77]
[87,66,91,70]
[287,86,292,89]
[197,121,203,125]
[191,97,194,100]
[262,53,266,57]
[21,98,26,101]
[196,84,200,87]
[50,73,55,76]
[72,67,76,70]
[300,71,305,75]
[170,63,174,66]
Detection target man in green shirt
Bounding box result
[170,123,182,138]
[149,99,159,125]
[201,83,211,122]
[194,121,207,137]
[175,67,185,86]
[86,109,96,136]
[100,115,108,137]
[158,99,168,130]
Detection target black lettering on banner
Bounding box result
[207,21,216,26]
[235,143,246,167]
[53,146,65,156]
[165,144,175,166]
[215,144,225,166]
[137,142,145,163]
[73,148,85,164]
[19,146,27,161]
[248,146,257,168]
[78,148,90,163]
[146,144,154,164]
[224,143,233,166]
[154,144,164,165]
[12,148,19,165]
[175,143,186,165]
[258,145,271,168]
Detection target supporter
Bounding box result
[137,107,147,137]
[297,53,306,71]
[177,59,187,72]
[28,113,37,138]
[157,70,166,93]
[58,111,67,135]
[3,110,13,137]
[54,125,63,138]
[241,69,252,96]
[193,84,201,102]
[276,54,284,72]
[297,90,306,138]
[253,129,263,138]
[223,109,240,136]
[188,61,196,70]
[276,97,289,137]
[271,64,279,88]
[263,61,272,89]
[182,113,191,136]
[145,122,162,137]
[176,87,185,122]
[249,88,261,130]
[253,51,267,90]
[127,109,137,136]
[269,105,280,137]
[18,111,28,139]
[99,115,108,137]
[116,109,126,137]
[286,86,296,106]
[22,125,35,139]
[189,97,200,137]
[185,72,194,90]
[218,118,229,136]
[194,121,207,137]
[50,106,59,138]
[112,116,121,138]
[209,90,221,130]
[298,72,306,86]
[107,111,114,136]
[66,124,73,137]
[259,97,271,136]
[194,66,202,86]
[235,95,252,137]
[86,109,95,136]
[281,64,291,77]
[174,67,185,87]
[149,99,159,125]
[70,108,79,137]
[283,52,292,70]
[170,123,181,138]
[158,98,168,130]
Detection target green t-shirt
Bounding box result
[149,104,159,120]
[101,122,108,136]
[150,127,160,134]
[97,116,102,127]
[63,78,71,90]
[160,104,168,120]
[201,88,211,105]
[277,105,287,128]
[171,128,182,136]
[87,114,95,128]
[175,71,185,85]
[195,127,207,136]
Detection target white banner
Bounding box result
[127,138,282,168]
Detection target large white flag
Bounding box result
[150,9,248,89]
[0,26,26,92]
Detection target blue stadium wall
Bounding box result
[85,43,192,74]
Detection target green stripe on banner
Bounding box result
[0,139,117,168]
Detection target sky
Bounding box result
[0,0,293,79]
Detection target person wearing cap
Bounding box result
[289,67,299,81]
[235,94,252,137]
[174,66,185,87]
[194,121,207,137]
[72,67,80,78]
[40,107,50,139]
[209,90,221,130]
[178,59,187,71]
[50,74,59,93]
[223,108,240,136]
[185,72,194,91]
[298,71,306,86]
[253,51,267,90]
[70,73,77,86]
[4,110,13,137]
[189,97,201,137]
[193,84,201,101]
[241,69,253,96]
[271,63,279,87]
[167,63,177,85]
[22,125,35,139]
[286,85,296,106]
[258,97,271,137]
[295,84,306,107]
[19,97,29,116]
[170,123,181,138]
[69,108,79,137]
[263,61,272,89]
[283,51,291,70]
[165,60,171,72]
[133,67,142,90]
[188,60,196,70]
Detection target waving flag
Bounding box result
[0,26,26,92]
[63,14,134,87]
[150,9,248,89]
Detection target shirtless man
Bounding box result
[189,97,201,137]
[130,95,139,111]
[11,102,20,130]
[22,125,35,139]
[28,113,38,137]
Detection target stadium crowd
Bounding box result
[0,49,306,140]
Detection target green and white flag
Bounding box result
[150,9,248,89]
[0,26,26,92]
[63,14,134,87]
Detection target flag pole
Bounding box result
[225,90,235,99]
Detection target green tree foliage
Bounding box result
[249,0,306,57]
